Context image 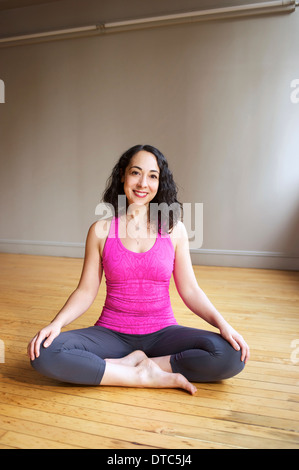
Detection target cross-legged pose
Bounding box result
[28,144,250,394]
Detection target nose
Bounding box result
[137,174,148,188]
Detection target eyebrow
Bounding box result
[129,165,159,173]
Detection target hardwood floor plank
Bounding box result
[0,253,298,449]
[0,382,298,448]
[0,429,82,449]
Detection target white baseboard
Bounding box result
[0,239,298,270]
[0,238,85,258]
[190,248,299,270]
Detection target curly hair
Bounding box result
[102,144,182,233]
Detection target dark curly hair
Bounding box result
[102,144,182,233]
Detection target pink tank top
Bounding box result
[95,217,178,334]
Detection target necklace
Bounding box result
[125,214,152,246]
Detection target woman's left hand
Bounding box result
[219,323,250,364]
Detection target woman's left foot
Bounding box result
[105,350,147,367]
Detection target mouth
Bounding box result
[133,190,148,198]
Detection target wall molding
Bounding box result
[0,238,84,248]
[0,238,85,258]
[0,238,298,270]
[0,1,297,47]
[190,248,299,270]
[190,248,299,259]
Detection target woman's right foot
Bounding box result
[137,358,197,395]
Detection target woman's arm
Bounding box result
[50,222,103,328]
[171,222,250,363]
[28,222,103,360]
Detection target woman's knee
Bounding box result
[202,333,245,378]
[30,338,61,378]
[219,345,245,379]
[193,336,245,382]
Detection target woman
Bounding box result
[28,144,249,395]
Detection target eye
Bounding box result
[150,174,158,179]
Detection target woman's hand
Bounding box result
[219,322,250,364]
[27,322,61,361]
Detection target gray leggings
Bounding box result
[30,325,245,385]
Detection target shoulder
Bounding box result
[170,220,188,239]
[169,220,189,251]
[88,218,114,256]
[93,217,113,239]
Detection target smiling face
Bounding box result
[121,150,160,208]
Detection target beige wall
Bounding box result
[0,9,299,269]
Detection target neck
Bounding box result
[120,204,153,241]
[126,204,149,225]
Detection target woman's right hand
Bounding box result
[27,322,61,361]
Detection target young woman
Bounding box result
[28,144,249,395]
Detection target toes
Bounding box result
[175,373,197,395]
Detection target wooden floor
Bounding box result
[0,252,298,449]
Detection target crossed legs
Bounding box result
[30,325,244,394]
[104,351,197,394]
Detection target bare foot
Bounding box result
[151,355,172,372]
[105,350,147,367]
[137,358,197,395]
